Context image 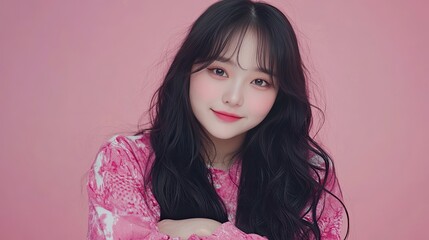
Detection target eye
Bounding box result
[251,79,270,87]
[209,68,228,77]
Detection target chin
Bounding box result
[206,129,245,141]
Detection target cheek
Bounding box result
[246,92,277,117]
[189,73,219,102]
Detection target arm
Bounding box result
[308,154,346,240]
[158,219,267,240]
[195,221,268,240]
[317,173,345,240]
[160,154,345,240]
[202,184,344,240]
[87,137,173,240]
[157,218,221,239]
[87,136,265,240]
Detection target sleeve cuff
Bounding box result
[206,221,267,239]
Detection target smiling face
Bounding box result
[189,30,279,144]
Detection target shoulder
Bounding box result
[89,131,154,188]
[102,131,152,154]
[307,152,345,238]
[307,152,343,203]
[86,132,164,229]
[308,152,336,188]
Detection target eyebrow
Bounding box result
[215,56,272,76]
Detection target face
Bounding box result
[189,30,279,142]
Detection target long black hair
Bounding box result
[136,0,349,239]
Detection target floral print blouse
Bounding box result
[87,133,344,239]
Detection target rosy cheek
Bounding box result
[247,93,276,116]
[190,72,219,101]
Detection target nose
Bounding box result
[222,80,244,106]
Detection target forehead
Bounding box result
[212,29,273,77]
[216,28,272,73]
[223,32,255,65]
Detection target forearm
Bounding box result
[158,218,221,239]
[158,218,268,240]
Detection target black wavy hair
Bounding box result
[136,0,349,239]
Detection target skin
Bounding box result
[158,29,278,238]
[189,29,278,169]
[157,218,222,239]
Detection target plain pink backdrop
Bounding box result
[1,0,428,239]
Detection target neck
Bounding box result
[204,133,245,170]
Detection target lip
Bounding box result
[211,109,243,122]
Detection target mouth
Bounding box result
[211,109,243,122]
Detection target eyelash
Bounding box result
[252,79,270,87]
[209,67,227,77]
[208,67,271,88]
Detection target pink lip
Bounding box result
[211,109,243,122]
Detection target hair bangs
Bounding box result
[253,24,278,85]
[191,19,248,72]
[191,22,277,85]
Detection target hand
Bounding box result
[157,218,222,239]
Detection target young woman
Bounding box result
[87,0,349,239]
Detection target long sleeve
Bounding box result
[191,156,345,240]
[306,154,345,240]
[86,135,172,240]
[86,135,345,240]
[190,222,268,240]
[317,171,344,239]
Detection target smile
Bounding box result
[211,109,243,122]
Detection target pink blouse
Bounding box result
[87,133,344,239]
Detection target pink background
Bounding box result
[1,0,428,239]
